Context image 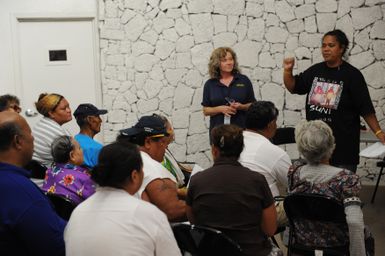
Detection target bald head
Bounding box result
[0,112,34,167]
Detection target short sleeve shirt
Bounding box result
[74,134,103,168]
[135,151,177,198]
[202,73,256,130]
[186,159,274,256]
[293,61,375,165]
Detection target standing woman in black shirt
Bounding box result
[283,29,385,172]
[202,47,256,134]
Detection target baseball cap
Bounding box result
[73,103,108,118]
[120,115,168,138]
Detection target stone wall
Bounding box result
[98,0,385,179]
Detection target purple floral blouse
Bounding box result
[287,164,361,248]
[42,163,96,205]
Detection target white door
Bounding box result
[16,18,102,138]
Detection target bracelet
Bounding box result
[375,130,383,136]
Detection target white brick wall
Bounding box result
[99,0,385,183]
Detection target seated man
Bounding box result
[0,94,21,113]
[73,103,108,168]
[239,101,291,225]
[0,112,66,256]
[186,124,277,256]
[118,115,186,222]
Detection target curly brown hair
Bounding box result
[208,47,240,79]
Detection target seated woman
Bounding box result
[186,124,278,256]
[64,141,181,256]
[289,120,366,255]
[42,135,95,205]
[33,93,72,167]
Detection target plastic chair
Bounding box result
[171,223,243,256]
[371,157,385,203]
[24,159,47,179]
[46,193,77,220]
[283,193,349,256]
[271,127,295,145]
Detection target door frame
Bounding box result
[10,12,104,141]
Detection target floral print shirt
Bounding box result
[42,163,96,205]
[287,164,361,248]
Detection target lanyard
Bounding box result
[219,76,235,103]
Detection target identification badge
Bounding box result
[224,115,231,124]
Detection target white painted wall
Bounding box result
[0,0,97,94]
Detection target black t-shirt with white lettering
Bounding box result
[293,61,375,165]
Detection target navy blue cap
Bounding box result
[120,115,168,137]
[73,103,107,118]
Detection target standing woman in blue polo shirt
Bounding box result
[202,47,256,134]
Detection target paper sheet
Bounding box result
[187,164,204,188]
[359,142,385,158]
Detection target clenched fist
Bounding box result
[283,57,295,72]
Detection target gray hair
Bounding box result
[51,135,74,163]
[295,120,335,165]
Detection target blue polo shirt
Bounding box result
[0,162,66,256]
[75,133,103,168]
[202,73,256,130]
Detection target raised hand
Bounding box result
[283,57,295,72]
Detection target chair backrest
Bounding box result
[46,193,77,220]
[172,223,243,256]
[283,193,349,256]
[24,159,47,179]
[284,193,346,222]
[271,127,295,145]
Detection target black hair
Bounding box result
[211,124,244,159]
[116,132,146,146]
[75,115,89,128]
[0,121,22,151]
[0,94,20,112]
[51,135,74,163]
[245,101,279,130]
[91,141,143,188]
[323,29,349,56]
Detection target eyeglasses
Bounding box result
[9,104,22,113]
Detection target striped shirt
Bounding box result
[32,117,71,167]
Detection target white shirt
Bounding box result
[64,187,181,256]
[136,151,177,198]
[32,117,71,167]
[164,150,185,187]
[239,130,291,197]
